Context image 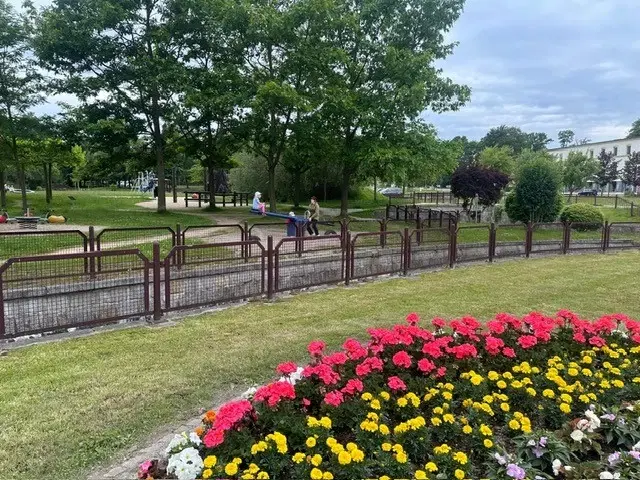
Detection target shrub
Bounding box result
[560,204,604,231]
[505,155,563,223]
[451,165,510,214]
[143,311,640,480]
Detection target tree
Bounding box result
[452,135,481,166]
[0,0,43,211]
[562,151,599,197]
[319,0,469,216]
[35,0,183,212]
[450,165,510,214]
[505,155,563,223]
[575,137,591,146]
[594,150,618,194]
[623,152,640,192]
[628,119,640,139]
[481,126,551,154]
[477,146,516,176]
[558,130,575,148]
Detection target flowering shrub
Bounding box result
[140,311,640,480]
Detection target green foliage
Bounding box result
[478,146,516,176]
[595,150,618,191]
[505,154,563,223]
[628,119,640,139]
[562,151,599,195]
[451,164,510,213]
[557,130,575,148]
[481,125,551,154]
[560,203,604,231]
[623,152,640,188]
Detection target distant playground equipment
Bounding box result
[0,209,67,228]
[249,208,337,237]
[131,171,156,194]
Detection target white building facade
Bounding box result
[548,137,640,193]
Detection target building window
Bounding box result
[613,146,618,156]
[590,150,594,158]
[601,148,606,155]
[628,145,632,155]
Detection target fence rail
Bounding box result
[2,221,640,339]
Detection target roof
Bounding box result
[548,136,640,152]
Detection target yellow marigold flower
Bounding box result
[579,394,590,403]
[310,468,323,480]
[470,375,484,386]
[225,463,239,476]
[292,452,305,463]
[455,469,466,479]
[382,443,392,452]
[543,389,555,398]
[330,443,344,455]
[346,442,357,452]
[433,406,444,415]
[612,380,624,388]
[453,451,468,465]
[202,469,213,479]
[521,424,532,434]
[511,380,523,389]
[379,477,391,480]
[337,451,351,465]
[379,424,390,435]
[480,424,493,436]
[397,398,408,407]
[311,454,322,466]
[559,403,571,413]
[514,412,524,420]
[425,462,438,472]
[503,372,514,380]
[443,414,455,424]
[415,470,428,480]
[306,437,317,448]
[462,398,474,408]
[351,449,365,462]
[251,441,268,455]
[582,368,593,377]
[482,395,493,403]
[484,439,493,448]
[434,444,451,455]
[257,472,269,480]
[396,451,408,463]
[361,392,373,401]
[500,402,510,412]
[560,394,572,404]
[526,388,537,397]
[462,425,473,434]
[380,391,390,401]
[497,380,507,389]
[203,455,217,468]
[370,399,381,410]
[246,463,258,473]
[508,419,520,430]
[488,371,500,381]
[431,417,442,426]
[307,416,320,427]
[319,417,332,429]
[442,391,453,401]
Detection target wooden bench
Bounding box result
[184,191,211,208]
[184,191,253,208]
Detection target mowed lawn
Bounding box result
[2,252,640,480]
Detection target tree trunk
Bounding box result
[340,168,350,217]
[293,169,301,208]
[18,165,27,213]
[151,95,166,213]
[208,165,216,208]
[43,164,49,204]
[0,167,6,209]
[46,163,53,204]
[268,161,277,212]
[323,178,327,203]
[373,177,377,201]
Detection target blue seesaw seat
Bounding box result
[250,209,307,223]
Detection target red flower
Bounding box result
[387,376,407,391]
[343,339,368,360]
[487,319,506,335]
[392,350,412,368]
[588,335,607,347]
[448,343,478,360]
[341,378,364,395]
[485,336,505,355]
[203,428,225,448]
[573,332,586,343]
[502,347,516,358]
[276,361,298,375]
[324,390,344,407]
[323,352,348,366]
[308,340,326,356]
[406,312,420,325]
[432,317,446,329]
[302,364,340,385]
[355,357,383,377]
[417,358,436,373]
[436,366,447,377]
[254,381,296,408]
[517,335,538,349]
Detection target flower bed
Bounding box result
[140,311,640,480]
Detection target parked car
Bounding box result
[380,187,403,197]
[578,189,598,196]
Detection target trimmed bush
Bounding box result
[560,204,604,231]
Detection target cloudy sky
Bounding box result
[9,0,640,146]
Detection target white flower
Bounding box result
[167,447,203,480]
[527,439,537,447]
[188,432,202,446]
[599,472,620,479]
[585,410,601,431]
[241,386,258,399]
[279,367,305,385]
[634,441,640,451]
[570,429,586,442]
[576,419,590,431]
[552,459,562,475]
[165,433,188,454]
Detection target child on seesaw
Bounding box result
[252,192,266,216]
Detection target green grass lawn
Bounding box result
[3,189,212,228]
[2,252,640,480]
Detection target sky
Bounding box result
[9,0,640,146]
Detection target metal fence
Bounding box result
[2,221,640,339]
[0,229,88,263]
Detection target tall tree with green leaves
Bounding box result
[319,0,469,216]
[35,0,183,212]
[562,151,599,197]
[482,126,551,154]
[558,130,575,148]
[623,152,640,192]
[478,146,516,176]
[0,0,43,211]
[594,150,618,194]
[628,119,640,139]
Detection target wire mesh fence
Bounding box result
[456,225,492,263]
[274,235,344,292]
[566,224,604,253]
[406,228,451,270]
[530,223,565,256]
[0,249,150,338]
[350,231,404,279]
[0,230,88,263]
[607,223,640,251]
[96,227,176,258]
[493,224,527,260]
[163,241,265,311]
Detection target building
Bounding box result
[548,137,640,193]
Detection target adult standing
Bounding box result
[307,196,320,236]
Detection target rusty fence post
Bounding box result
[88,226,96,277]
[525,222,533,258]
[175,224,181,266]
[267,236,274,299]
[379,220,386,247]
[344,231,351,285]
[403,228,409,275]
[449,223,458,268]
[603,221,610,252]
[562,223,570,254]
[152,241,162,321]
[488,223,496,262]
[0,273,5,339]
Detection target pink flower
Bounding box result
[517,335,538,349]
[392,350,412,368]
[432,317,446,329]
[323,352,348,366]
[387,376,407,391]
[138,461,152,479]
[485,336,505,355]
[302,398,311,407]
[436,366,447,377]
[308,340,326,356]
[324,390,344,407]
[417,358,436,373]
[254,381,296,408]
[448,343,478,360]
[343,339,368,360]
[502,347,516,358]
[203,428,225,448]
[406,312,420,325]
[342,378,364,395]
[276,361,298,375]
[487,319,506,335]
[302,364,340,385]
[588,335,606,347]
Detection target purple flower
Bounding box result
[506,463,526,480]
[601,414,616,421]
[608,452,621,465]
[629,450,640,461]
[533,446,545,458]
[539,436,548,447]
